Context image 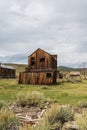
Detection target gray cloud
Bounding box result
[0,0,87,67]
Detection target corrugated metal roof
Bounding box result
[0,64,15,69]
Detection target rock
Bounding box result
[62,121,78,130]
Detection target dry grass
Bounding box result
[0,107,19,130]
[75,110,87,130]
[16,91,46,108]
[0,79,87,106]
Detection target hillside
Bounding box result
[58,66,74,72]
[58,66,87,75]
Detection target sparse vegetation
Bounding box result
[0,64,87,129]
[16,91,47,109]
[0,107,19,130]
[35,105,74,130]
[75,111,87,130]
[0,79,87,105]
[51,107,74,124]
[78,101,87,108]
[45,105,74,125]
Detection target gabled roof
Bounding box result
[28,48,57,59]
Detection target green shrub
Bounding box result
[16,92,28,107]
[16,91,46,108]
[51,107,74,124]
[32,91,46,108]
[78,101,87,108]
[39,105,74,130]
[0,107,19,130]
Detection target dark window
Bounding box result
[40,57,45,62]
[31,57,35,65]
[46,73,51,78]
[31,57,35,60]
[31,61,35,65]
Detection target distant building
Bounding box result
[0,63,15,78]
[19,48,57,85]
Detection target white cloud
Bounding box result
[0,0,87,66]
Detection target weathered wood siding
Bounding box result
[28,49,57,71]
[0,67,15,78]
[19,71,57,85]
[51,55,57,69]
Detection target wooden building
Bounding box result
[0,64,15,78]
[19,48,57,85]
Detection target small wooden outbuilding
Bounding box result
[0,63,15,78]
[19,48,57,85]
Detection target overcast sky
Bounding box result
[0,0,87,67]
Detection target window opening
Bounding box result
[31,57,35,65]
[40,57,45,62]
[46,73,51,78]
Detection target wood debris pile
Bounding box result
[9,102,50,126]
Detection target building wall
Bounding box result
[28,49,56,71]
[19,48,57,85]
[0,67,15,78]
[51,55,57,69]
[19,71,56,85]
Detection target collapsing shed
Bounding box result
[19,48,57,85]
[0,64,15,78]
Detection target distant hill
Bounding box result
[58,66,87,75]
[75,68,87,75]
[58,66,74,72]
